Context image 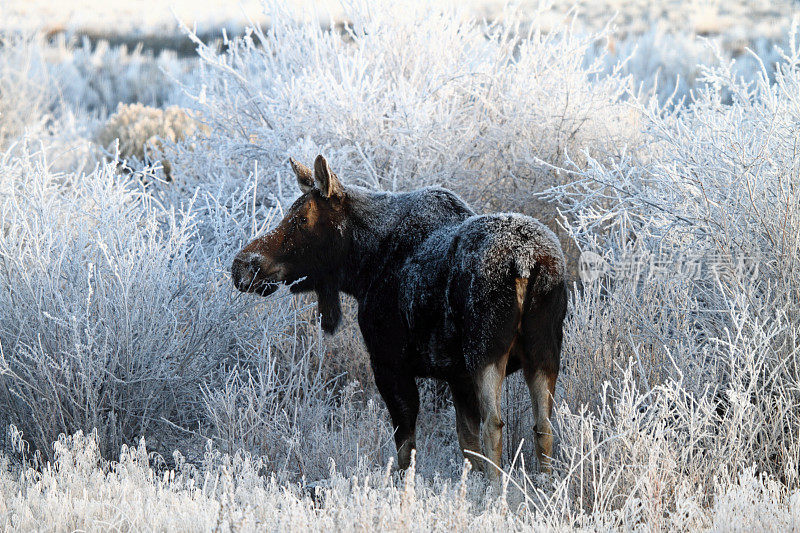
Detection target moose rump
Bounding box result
[232,155,567,484]
[398,214,567,479]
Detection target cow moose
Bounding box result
[232,155,568,483]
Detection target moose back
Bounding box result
[232,155,568,482]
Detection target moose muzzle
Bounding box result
[231,252,281,296]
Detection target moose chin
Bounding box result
[232,154,568,484]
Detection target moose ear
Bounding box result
[313,155,342,198]
[289,158,314,193]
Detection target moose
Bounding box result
[232,155,568,482]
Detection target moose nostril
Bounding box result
[231,256,252,289]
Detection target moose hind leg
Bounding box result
[474,354,509,485]
[520,281,566,474]
[375,371,420,470]
[525,369,556,473]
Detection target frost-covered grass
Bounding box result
[1,1,800,530]
[0,429,798,530]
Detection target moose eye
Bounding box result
[292,215,307,229]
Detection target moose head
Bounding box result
[231,155,350,332]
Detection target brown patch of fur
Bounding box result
[537,253,561,277]
[241,191,344,270]
[515,277,527,322]
[505,278,528,374]
[304,198,319,227]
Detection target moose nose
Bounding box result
[231,253,260,292]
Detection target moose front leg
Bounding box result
[374,371,420,470]
[449,379,482,470]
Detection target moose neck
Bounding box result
[337,187,404,301]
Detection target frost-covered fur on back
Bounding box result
[399,210,565,373]
[233,155,568,480]
[345,186,565,299]
[442,213,565,292]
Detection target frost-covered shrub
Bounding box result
[0,33,105,153]
[204,376,396,481]
[172,2,636,218]
[542,23,800,515]
[0,148,323,461]
[96,102,209,178]
[598,24,790,107]
[599,25,720,106]
[0,32,194,172]
[0,34,55,149]
[50,37,191,113]
[515,328,799,526]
